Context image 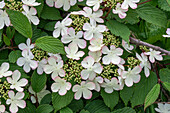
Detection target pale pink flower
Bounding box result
[121,0,140,9]
[113,3,128,19]
[0,62,12,78]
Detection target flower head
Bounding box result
[113,3,128,19]
[121,0,140,9]
[122,40,134,53]
[91,76,103,92]
[0,10,10,29]
[6,91,26,113]
[0,62,12,78]
[88,38,104,52]
[86,0,103,11]
[163,28,170,38]
[7,70,28,92]
[18,38,34,52]
[0,0,5,9]
[88,51,102,62]
[72,81,95,100]
[22,0,41,6]
[155,103,170,113]
[51,77,71,95]
[37,59,47,75]
[46,0,57,7]
[0,102,5,113]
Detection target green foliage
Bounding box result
[6,9,32,38]
[35,0,44,17]
[60,107,73,113]
[8,50,21,63]
[36,104,54,113]
[144,84,160,110]
[31,70,47,93]
[158,0,170,11]
[163,82,170,91]
[3,34,10,46]
[159,68,170,83]
[40,93,52,105]
[68,99,84,112]
[18,101,36,113]
[44,21,56,31]
[111,107,136,113]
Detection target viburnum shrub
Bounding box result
[0,0,170,112]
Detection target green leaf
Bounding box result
[159,68,170,83]
[101,89,119,110]
[0,29,3,43]
[167,0,170,5]
[6,9,32,38]
[158,0,170,11]
[44,21,56,31]
[8,50,21,63]
[68,99,84,112]
[40,93,52,105]
[144,84,160,110]
[130,71,157,107]
[52,91,74,111]
[136,4,167,27]
[111,107,136,113]
[163,82,170,91]
[120,86,134,106]
[80,109,90,113]
[18,101,36,113]
[14,32,27,45]
[106,20,130,43]
[84,100,110,113]
[31,70,47,93]
[36,104,54,113]
[60,107,73,113]
[3,34,10,46]
[41,5,62,20]
[35,36,65,54]
[6,27,15,39]
[35,0,44,17]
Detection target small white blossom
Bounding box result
[88,38,104,52]
[0,62,12,78]
[117,58,125,70]
[0,10,10,29]
[136,53,151,77]
[81,56,103,80]
[22,0,41,6]
[37,59,47,75]
[46,0,57,7]
[121,0,140,9]
[118,76,124,90]
[51,77,71,95]
[88,51,102,62]
[101,77,121,93]
[18,38,34,52]
[83,20,106,40]
[65,43,85,60]
[44,57,65,79]
[122,66,142,87]
[144,48,163,63]
[163,28,170,38]
[86,0,103,11]
[48,53,62,61]
[22,5,40,25]
[0,102,5,113]
[91,76,103,92]
[113,3,128,19]
[72,81,95,100]
[102,45,123,65]
[122,40,134,53]
[53,16,72,38]
[0,0,5,9]
[7,70,28,92]
[61,27,86,49]
[6,91,26,113]
[155,103,170,113]
[17,50,38,73]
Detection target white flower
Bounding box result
[72,81,95,100]
[6,91,26,113]
[61,27,86,49]
[22,5,40,25]
[48,53,62,62]
[46,0,57,7]
[0,102,5,113]
[136,53,151,77]
[17,50,38,73]
[83,20,106,40]
[65,43,85,60]
[81,56,103,80]
[144,48,163,63]
[18,38,34,52]
[86,0,102,11]
[122,66,142,87]
[163,28,170,38]
[121,0,140,9]
[122,40,134,53]
[101,77,121,93]
[0,62,12,78]
[88,38,104,52]
[102,45,123,65]
[117,58,125,70]
[118,76,124,90]
[51,77,71,95]
[22,0,41,6]
[113,3,128,19]
[88,51,102,62]
[37,59,47,75]
[0,10,10,29]
[7,70,28,92]
[44,57,65,79]
[0,0,5,9]
[53,16,72,38]
[91,76,103,92]
[28,86,50,104]
[155,103,170,113]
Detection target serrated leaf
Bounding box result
[35,0,44,17]
[52,91,73,111]
[35,36,65,54]
[136,4,167,27]
[8,50,21,63]
[80,109,90,113]
[6,27,15,39]
[40,93,52,105]
[68,99,84,112]
[3,34,10,46]
[84,100,110,113]
[41,5,62,20]
[159,68,170,83]
[101,89,119,110]
[36,104,54,113]
[130,71,157,107]
[111,107,136,113]
[106,20,130,43]
[60,107,73,113]
[44,21,56,31]
[144,84,160,110]
[163,82,170,91]
[6,9,32,38]
[31,70,47,93]
[14,32,27,45]
[158,0,170,11]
